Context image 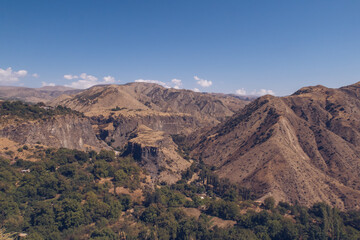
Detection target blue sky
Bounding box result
[0,0,359,96]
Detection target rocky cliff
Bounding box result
[122,125,191,184]
[0,116,107,150]
[90,111,200,150]
[0,106,106,151]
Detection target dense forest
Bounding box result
[0,146,360,240]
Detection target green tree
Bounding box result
[97,150,116,162]
[263,197,275,210]
[55,198,85,230]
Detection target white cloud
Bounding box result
[236,88,247,95]
[32,73,39,78]
[0,67,28,84]
[193,88,200,92]
[65,73,117,89]
[194,76,212,87]
[103,76,115,83]
[64,74,79,80]
[134,79,170,88]
[41,82,55,87]
[171,78,182,89]
[79,73,97,82]
[251,89,275,96]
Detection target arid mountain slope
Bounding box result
[0,86,81,103]
[191,82,360,210]
[51,84,149,113]
[51,83,248,122]
[51,83,249,146]
[50,83,249,183]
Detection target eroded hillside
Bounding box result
[0,101,107,151]
[191,82,360,210]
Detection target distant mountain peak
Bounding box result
[38,86,76,91]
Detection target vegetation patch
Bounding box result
[0,101,83,120]
[0,148,360,239]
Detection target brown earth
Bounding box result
[0,137,43,162]
[191,82,360,210]
[112,187,144,204]
[181,207,236,228]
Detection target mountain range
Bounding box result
[0,86,81,103]
[1,82,360,210]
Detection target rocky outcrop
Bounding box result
[123,125,191,184]
[0,115,107,151]
[91,113,200,149]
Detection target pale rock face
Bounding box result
[91,113,200,149]
[0,115,107,151]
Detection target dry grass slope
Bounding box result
[191,82,360,210]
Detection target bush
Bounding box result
[206,199,240,220]
[263,197,275,210]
